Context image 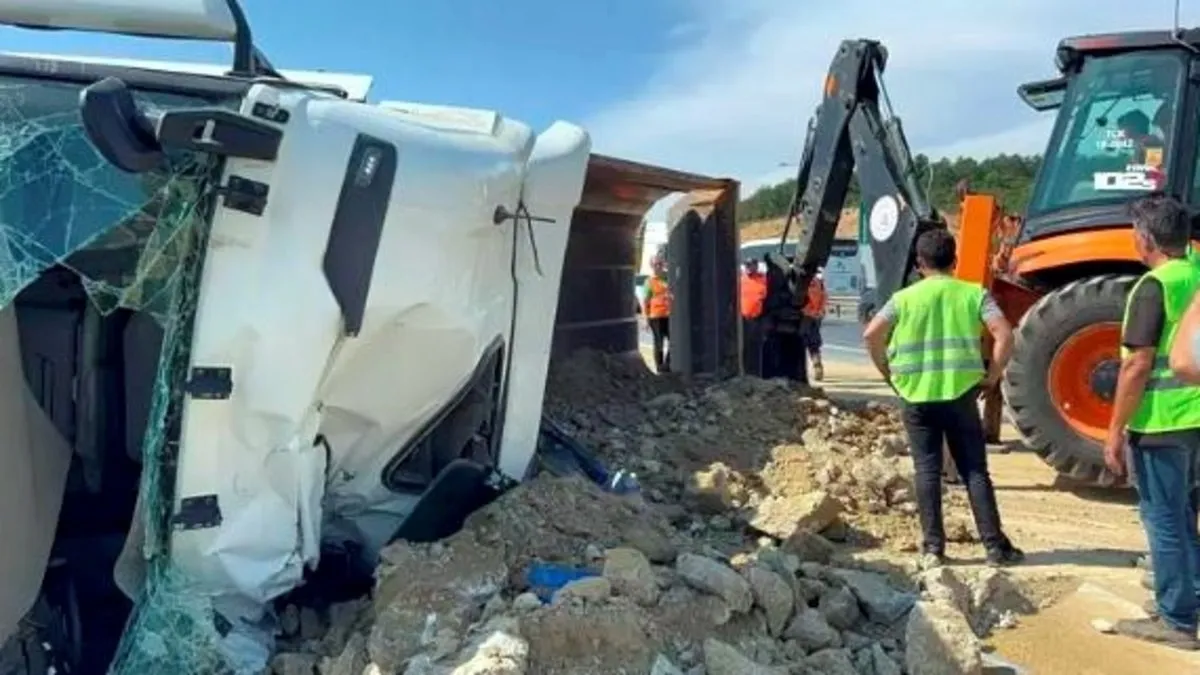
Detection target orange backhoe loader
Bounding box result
[769,31,1200,488]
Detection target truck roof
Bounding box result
[2,51,374,100]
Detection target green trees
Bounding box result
[739,153,1042,222]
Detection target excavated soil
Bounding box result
[269,350,1053,675]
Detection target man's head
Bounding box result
[1118,110,1151,138]
[651,255,667,274]
[743,259,760,275]
[914,229,957,275]
[1129,193,1191,264]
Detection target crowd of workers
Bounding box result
[641,252,829,380]
[644,192,1200,652]
[738,258,828,381]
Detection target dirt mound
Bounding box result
[546,349,968,554]
[269,350,994,674]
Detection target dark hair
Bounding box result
[1117,110,1150,136]
[915,229,957,271]
[1128,192,1190,254]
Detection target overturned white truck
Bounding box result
[0,1,594,672]
[0,2,744,674]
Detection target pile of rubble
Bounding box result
[542,350,974,554]
[269,350,1034,674]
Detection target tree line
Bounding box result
[738,154,1043,223]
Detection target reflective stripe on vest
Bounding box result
[1120,258,1200,433]
[886,276,985,403]
[647,276,672,318]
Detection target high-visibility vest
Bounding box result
[740,273,767,319]
[646,276,672,318]
[886,276,986,403]
[1121,258,1200,433]
[803,278,827,318]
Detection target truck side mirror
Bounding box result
[81,76,283,174]
[79,77,164,173]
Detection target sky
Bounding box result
[5,0,1200,198]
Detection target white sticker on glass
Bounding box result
[1093,171,1157,191]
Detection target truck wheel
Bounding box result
[1003,274,1137,488]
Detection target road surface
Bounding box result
[639,317,869,365]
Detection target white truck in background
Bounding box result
[0,1,590,673]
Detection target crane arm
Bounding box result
[777,39,946,311]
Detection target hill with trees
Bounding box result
[738,153,1042,225]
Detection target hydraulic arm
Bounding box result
[776,39,946,310]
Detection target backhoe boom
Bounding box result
[780,39,944,309]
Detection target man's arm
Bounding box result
[980,291,1013,387]
[862,299,896,380]
[1169,291,1200,383]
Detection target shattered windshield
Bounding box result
[0,74,229,674]
[0,76,225,323]
[1027,51,1184,216]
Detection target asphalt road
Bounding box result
[639,317,869,365]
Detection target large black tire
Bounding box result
[1003,274,1137,488]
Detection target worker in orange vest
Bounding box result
[801,268,828,381]
[643,255,672,373]
[740,259,768,376]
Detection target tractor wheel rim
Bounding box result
[1047,322,1122,441]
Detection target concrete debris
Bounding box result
[818,586,863,631]
[269,651,318,675]
[783,608,842,651]
[675,553,754,613]
[919,565,1037,637]
[920,566,973,617]
[450,629,529,674]
[267,350,1048,674]
[866,642,904,675]
[905,601,983,675]
[703,638,788,675]
[750,490,844,540]
[780,530,835,564]
[1091,618,1116,634]
[649,653,686,675]
[805,647,859,675]
[602,547,660,606]
[830,568,918,625]
[552,576,611,605]
[742,564,794,636]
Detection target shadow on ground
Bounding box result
[992,474,1138,506]
[947,547,1141,570]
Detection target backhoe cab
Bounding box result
[998,29,1200,488]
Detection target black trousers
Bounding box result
[900,386,1012,555]
[742,317,764,376]
[648,317,670,373]
[799,316,823,357]
[762,330,806,382]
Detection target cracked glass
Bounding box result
[0,74,234,673]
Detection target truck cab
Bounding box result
[0,2,592,673]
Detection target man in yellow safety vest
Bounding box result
[862,229,1022,570]
[1104,193,1200,651]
